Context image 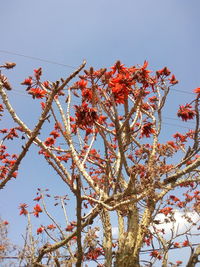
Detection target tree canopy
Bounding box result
[0,60,200,267]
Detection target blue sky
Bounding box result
[1,0,200,265]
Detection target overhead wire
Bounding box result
[7,89,195,130]
[173,88,193,95]
[0,49,76,69]
[0,49,197,96]
[0,49,197,129]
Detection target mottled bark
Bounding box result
[186,244,200,267]
[100,209,113,267]
[115,200,155,267]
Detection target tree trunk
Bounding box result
[186,244,200,267]
[115,200,155,267]
[100,209,113,267]
[115,252,140,267]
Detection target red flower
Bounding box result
[33,204,43,217]
[3,221,9,225]
[77,79,87,89]
[149,96,158,103]
[141,122,155,138]
[21,78,32,86]
[12,172,18,178]
[33,195,42,201]
[54,122,62,131]
[194,87,200,94]
[47,224,56,230]
[0,129,8,134]
[66,224,75,232]
[150,250,162,260]
[177,201,185,208]
[156,67,171,77]
[108,73,132,104]
[169,195,180,202]
[159,207,173,216]
[169,74,178,85]
[177,104,195,121]
[182,240,189,247]
[50,130,60,139]
[176,261,183,266]
[82,88,93,102]
[34,68,42,80]
[19,203,28,216]
[85,247,103,260]
[40,102,46,110]
[112,83,129,104]
[111,61,127,74]
[28,88,47,99]
[43,81,50,88]
[37,227,44,235]
[44,137,55,146]
[75,102,98,129]
[6,128,19,140]
[174,242,181,248]
[173,133,187,143]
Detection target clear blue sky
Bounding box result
[0,0,200,265]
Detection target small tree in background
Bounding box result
[0,218,17,266]
[0,61,200,266]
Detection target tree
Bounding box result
[0,60,200,267]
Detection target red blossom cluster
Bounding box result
[109,73,131,104]
[150,250,162,260]
[156,67,171,77]
[44,137,55,146]
[37,226,44,234]
[85,247,104,260]
[21,67,49,99]
[0,145,18,179]
[44,129,60,147]
[33,204,43,217]
[0,127,23,140]
[66,221,76,232]
[37,224,56,235]
[159,207,173,216]
[19,203,28,216]
[169,195,180,202]
[173,132,187,143]
[143,233,153,246]
[0,104,3,113]
[140,122,155,138]
[177,104,196,121]
[47,224,56,230]
[174,240,190,248]
[33,194,42,202]
[193,87,200,94]
[28,87,47,99]
[74,102,98,131]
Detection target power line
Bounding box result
[0,49,197,96]
[163,116,195,124]
[0,49,76,69]
[6,90,196,130]
[173,88,193,95]
[162,122,193,130]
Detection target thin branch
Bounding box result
[75,176,83,267]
